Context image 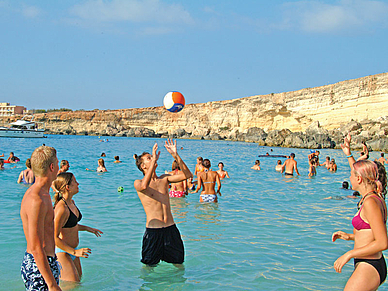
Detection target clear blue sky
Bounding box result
[1,0,387,110]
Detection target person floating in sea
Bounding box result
[20,146,62,291]
[133,139,192,266]
[281,153,300,176]
[331,133,388,290]
[58,160,70,175]
[168,160,188,198]
[17,158,35,185]
[217,162,230,179]
[6,151,20,163]
[53,172,103,282]
[100,152,106,157]
[114,156,122,163]
[193,159,221,202]
[251,160,261,170]
[86,158,107,172]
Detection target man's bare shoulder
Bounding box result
[21,187,50,214]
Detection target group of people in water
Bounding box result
[4,134,388,291]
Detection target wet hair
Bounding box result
[25,158,32,169]
[218,162,224,167]
[342,181,349,189]
[134,152,149,175]
[353,191,360,197]
[172,160,180,171]
[53,172,74,207]
[98,158,105,167]
[60,160,68,168]
[0,158,4,166]
[255,160,260,165]
[114,156,120,161]
[30,146,57,177]
[101,152,106,157]
[331,159,336,163]
[353,160,383,196]
[326,156,330,160]
[202,159,211,169]
[374,161,387,199]
[10,152,14,155]
[277,160,281,165]
[381,153,385,157]
[360,152,364,156]
[197,157,203,162]
[290,153,295,158]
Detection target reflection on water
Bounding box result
[193,202,221,225]
[139,263,186,291]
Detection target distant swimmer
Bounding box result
[193,159,221,202]
[377,153,388,165]
[308,159,316,177]
[6,151,20,163]
[114,156,122,163]
[217,162,230,179]
[17,158,35,185]
[251,160,261,170]
[329,159,337,172]
[101,152,106,157]
[58,160,70,175]
[281,153,300,176]
[275,160,282,172]
[133,139,192,265]
[168,160,188,198]
[86,158,107,172]
[0,158,4,169]
[194,157,205,176]
[320,156,331,169]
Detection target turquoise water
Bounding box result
[1,135,387,291]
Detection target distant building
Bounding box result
[0,103,27,116]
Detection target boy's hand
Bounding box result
[164,139,177,156]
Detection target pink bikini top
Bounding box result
[352,195,386,230]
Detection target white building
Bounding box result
[0,103,26,116]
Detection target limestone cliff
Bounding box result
[1,73,387,143]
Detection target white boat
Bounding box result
[0,115,45,138]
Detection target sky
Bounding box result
[1,0,387,111]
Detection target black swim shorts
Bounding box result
[141,224,184,265]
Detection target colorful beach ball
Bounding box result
[163,91,185,113]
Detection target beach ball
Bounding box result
[117,186,124,193]
[163,91,185,113]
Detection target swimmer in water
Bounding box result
[281,153,300,176]
[6,152,20,163]
[275,160,282,172]
[320,156,331,169]
[86,158,107,172]
[0,158,4,169]
[193,159,221,202]
[377,153,388,165]
[194,157,205,176]
[58,160,70,175]
[251,160,261,170]
[329,159,337,172]
[17,158,35,184]
[114,156,122,163]
[217,162,230,179]
[101,152,106,157]
[308,159,316,177]
[168,160,187,198]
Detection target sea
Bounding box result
[1,135,387,291]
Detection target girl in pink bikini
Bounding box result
[168,160,187,198]
[332,133,388,290]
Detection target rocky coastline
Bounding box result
[1,72,387,151]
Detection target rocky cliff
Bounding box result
[2,72,388,150]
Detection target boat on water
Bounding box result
[0,115,45,138]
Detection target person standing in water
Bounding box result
[20,146,62,291]
[17,158,35,184]
[133,139,192,265]
[53,172,103,282]
[332,134,388,290]
[168,160,188,198]
[281,153,300,176]
[193,159,221,203]
[217,162,230,179]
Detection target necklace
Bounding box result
[357,190,377,210]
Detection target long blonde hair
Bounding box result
[353,160,383,196]
[53,172,74,207]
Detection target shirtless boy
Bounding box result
[378,153,387,165]
[133,139,193,266]
[57,160,70,174]
[20,146,61,291]
[281,153,300,176]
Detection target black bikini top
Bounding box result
[62,198,82,228]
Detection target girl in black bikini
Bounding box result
[53,172,103,282]
[332,134,388,290]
